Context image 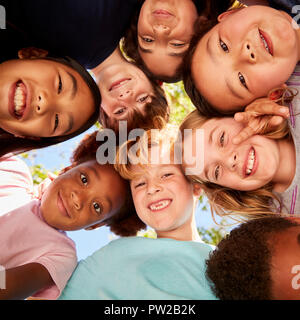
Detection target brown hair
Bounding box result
[64,130,146,236]
[179,106,291,221]
[122,0,236,83]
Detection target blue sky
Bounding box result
[23,126,228,260]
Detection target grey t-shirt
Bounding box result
[274,63,300,216]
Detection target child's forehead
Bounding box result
[130,163,181,180]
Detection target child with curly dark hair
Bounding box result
[0,131,144,300]
[206,216,300,300]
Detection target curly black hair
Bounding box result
[206,217,299,300]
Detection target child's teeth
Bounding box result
[149,200,171,211]
[246,149,255,175]
[260,33,270,54]
[13,83,26,116]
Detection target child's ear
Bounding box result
[217,9,241,22]
[85,222,105,231]
[18,47,49,60]
[193,183,202,197]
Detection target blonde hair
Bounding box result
[179,88,296,221]
[115,121,179,181]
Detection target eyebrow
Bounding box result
[66,71,78,100]
[139,45,186,57]
[207,36,217,64]
[203,125,218,182]
[62,114,74,135]
[89,165,100,180]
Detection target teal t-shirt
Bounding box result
[59,237,217,300]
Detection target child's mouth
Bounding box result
[148,199,172,212]
[57,191,71,218]
[258,29,273,56]
[9,80,28,119]
[109,78,131,91]
[244,147,257,177]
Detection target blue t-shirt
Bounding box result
[59,237,217,300]
[1,0,139,68]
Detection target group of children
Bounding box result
[1,0,300,300]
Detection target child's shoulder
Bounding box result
[0,156,32,177]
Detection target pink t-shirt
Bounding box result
[0,157,77,299]
[0,156,34,214]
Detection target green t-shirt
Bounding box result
[59,237,217,300]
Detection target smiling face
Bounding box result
[183,117,281,191]
[191,6,300,112]
[40,160,127,231]
[271,221,300,300]
[98,63,154,121]
[137,0,198,79]
[0,58,95,138]
[130,164,195,233]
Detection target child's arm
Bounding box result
[0,263,53,300]
[232,97,290,145]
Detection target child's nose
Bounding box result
[243,42,256,63]
[153,24,171,36]
[35,90,53,115]
[118,89,133,101]
[225,152,238,171]
[147,181,162,195]
[71,191,82,210]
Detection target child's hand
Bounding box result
[232,97,289,145]
[35,172,57,200]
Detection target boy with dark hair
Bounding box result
[206,216,300,300]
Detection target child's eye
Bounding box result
[58,74,63,94]
[54,114,59,132]
[171,42,185,47]
[219,39,229,53]
[142,37,154,43]
[137,95,149,103]
[93,202,102,215]
[135,181,146,188]
[220,132,225,146]
[80,173,88,185]
[162,173,173,179]
[238,72,248,89]
[114,107,126,115]
[214,166,220,180]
